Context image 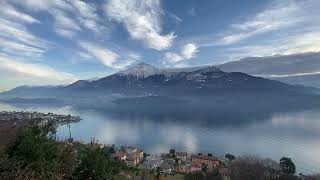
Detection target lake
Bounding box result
[0,102,319,174]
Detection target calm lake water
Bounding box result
[0,102,319,174]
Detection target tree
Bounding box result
[202,164,208,173]
[74,147,126,180]
[169,148,175,155]
[225,153,236,161]
[280,157,296,174]
[185,171,222,180]
[169,148,175,157]
[229,156,281,180]
[154,166,160,180]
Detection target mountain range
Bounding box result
[1,62,314,98]
[67,62,309,95]
[1,62,320,124]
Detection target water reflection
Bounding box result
[0,103,319,174]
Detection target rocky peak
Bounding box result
[117,62,162,79]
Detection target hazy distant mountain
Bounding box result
[272,73,320,88]
[0,85,64,99]
[217,52,320,88]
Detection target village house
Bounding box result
[136,151,144,162]
[112,146,145,167]
[191,154,220,171]
[190,162,202,172]
[160,163,174,174]
[140,154,163,170]
[126,154,140,167]
[112,151,127,161]
[176,152,187,161]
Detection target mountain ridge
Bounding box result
[1,62,320,122]
[1,62,318,100]
[65,63,297,95]
[0,62,313,93]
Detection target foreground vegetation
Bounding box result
[0,121,318,180]
[0,122,131,179]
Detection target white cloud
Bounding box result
[0,18,47,49]
[0,37,46,58]
[127,52,142,61]
[232,2,300,31]
[194,0,320,63]
[10,0,72,12]
[79,41,137,70]
[67,0,100,32]
[0,1,40,24]
[0,5,48,59]
[210,0,305,45]
[261,71,320,78]
[228,32,320,60]
[104,0,176,50]
[169,13,182,23]
[164,52,183,63]
[79,42,119,67]
[0,55,77,84]
[281,32,320,54]
[181,43,198,59]
[77,51,93,59]
[51,9,81,38]
[164,43,199,65]
[10,0,105,38]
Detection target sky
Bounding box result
[0,0,320,91]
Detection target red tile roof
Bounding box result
[191,155,218,161]
[112,152,126,159]
[176,152,187,156]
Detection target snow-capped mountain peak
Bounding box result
[194,66,223,73]
[117,62,162,79]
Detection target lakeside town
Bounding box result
[0,111,81,125]
[105,144,231,179]
[0,111,319,179]
[85,142,318,180]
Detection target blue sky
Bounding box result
[0,0,320,90]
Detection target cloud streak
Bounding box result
[0,4,48,59]
[79,41,139,70]
[260,71,320,78]
[10,0,107,38]
[104,0,175,50]
[0,55,77,83]
[196,0,320,63]
[200,0,319,48]
[0,1,40,24]
[215,0,301,45]
[227,32,320,60]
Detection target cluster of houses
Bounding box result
[110,146,227,175]
[0,111,80,125]
[178,152,231,179]
[140,151,231,179]
[111,146,145,167]
[175,152,221,173]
